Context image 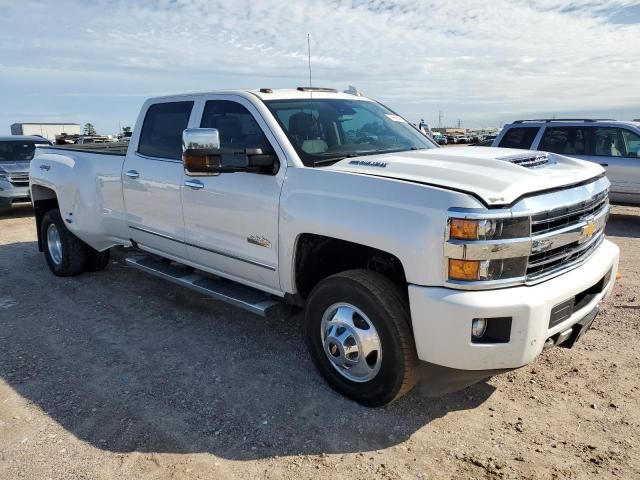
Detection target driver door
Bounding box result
[181,97,286,292]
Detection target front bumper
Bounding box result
[0,182,30,204]
[408,239,619,371]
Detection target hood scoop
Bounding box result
[498,152,550,169]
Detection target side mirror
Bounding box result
[182,128,278,175]
[182,128,222,176]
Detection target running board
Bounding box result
[125,255,282,317]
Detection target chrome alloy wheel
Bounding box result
[47,223,63,265]
[320,303,382,383]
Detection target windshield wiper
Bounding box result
[312,147,428,167]
[312,157,347,167]
[312,152,370,167]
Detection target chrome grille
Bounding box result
[531,190,607,234]
[526,191,609,282]
[8,174,29,187]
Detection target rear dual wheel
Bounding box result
[41,209,110,276]
[304,270,419,407]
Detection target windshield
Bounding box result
[264,99,437,166]
[0,141,49,162]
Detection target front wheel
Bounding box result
[304,270,419,407]
[41,209,87,276]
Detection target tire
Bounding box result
[85,247,110,272]
[304,269,419,407]
[0,200,11,215]
[41,208,87,276]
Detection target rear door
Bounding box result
[181,96,286,292]
[586,127,640,198]
[122,100,194,259]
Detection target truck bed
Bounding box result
[46,142,129,156]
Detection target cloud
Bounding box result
[0,0,638,132]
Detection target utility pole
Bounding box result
[438,110,443,128]
[456,119,463,129]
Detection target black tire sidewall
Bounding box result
[305,273,411,406]
[41,209,86,276]
[86,248,110,272]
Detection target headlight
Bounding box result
[449,217,530,240]
[446,215,531,286]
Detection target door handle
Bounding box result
[184,179,205,190]
[125,170,140,179]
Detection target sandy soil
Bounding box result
[0,203,638,479]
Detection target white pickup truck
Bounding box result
[30,88,619,406]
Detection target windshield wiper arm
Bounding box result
[312,152,367,167]
[312,157,346,167]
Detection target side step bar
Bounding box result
[125,255,282,317]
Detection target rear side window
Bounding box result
[539,127,589,155]
[498,127,539,150]
[138,101,193,159]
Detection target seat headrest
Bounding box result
[288,113,315,138]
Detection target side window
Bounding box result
[201,100,272,151]
[138,101,194,159]
[593,128,624,157]
[498,127,539,149]
[539,127,589,155]
[270,106,327,154]
[621,129,640,158]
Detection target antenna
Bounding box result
[307,34,313,97]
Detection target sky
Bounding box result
[1,0,639,134]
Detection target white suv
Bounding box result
[493,119,640,204]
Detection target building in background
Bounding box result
[10,123,80,141]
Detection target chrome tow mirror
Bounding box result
[182,127,279,176]
[182,128,222,176]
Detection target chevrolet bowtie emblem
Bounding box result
[581,221,597,239]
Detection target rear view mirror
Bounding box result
[182,128,278,175]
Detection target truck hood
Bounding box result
[0,161,31,175]
[325,147,604,206]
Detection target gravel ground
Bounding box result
[0,204,638,480]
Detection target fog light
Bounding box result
[471,318,488,338]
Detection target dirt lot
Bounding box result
[0,204,638,480]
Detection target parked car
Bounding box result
[75,135,115,144]
[473,138,494,147]
[493,119,640,204]
[446,134,458,144]
[30,88,618,406]
[432,133,448,145]
[0,136,51,213]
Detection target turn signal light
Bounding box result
[448,259,480,281]
[450,219,479,240]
